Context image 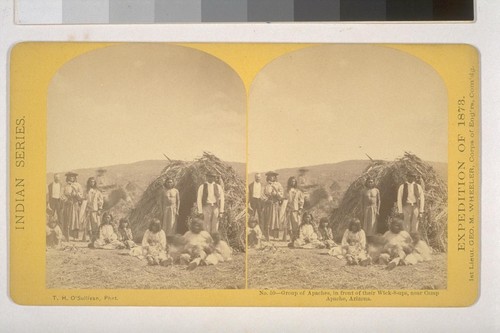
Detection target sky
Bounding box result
[248,44,448,173]
[47,44,246,173]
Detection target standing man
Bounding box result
[397,171,425,233]
[158,177,180,235]
[47,173,63,223]
[83,177,104,242]
[197,171,225,233]
[248,173,264,226]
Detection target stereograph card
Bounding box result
[9,42,479,306]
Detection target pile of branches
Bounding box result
[128,152,246,252]
[330,153,448,252]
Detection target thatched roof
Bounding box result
[330,153,447,251]
[128,152,246,251]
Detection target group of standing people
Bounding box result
[47,170,226,243]
[46,171,132,249]
[248,169,425,244]
[359,170,426,237]
[47,172,99,243]
[247,170,430,268]
[157,170,226,236]
[248,171,305,244]
[46,170,232,268]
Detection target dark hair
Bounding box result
[287,176,298,190]
[348,218,362,232]
[189,218,204,230]
[101,212,113,225]
[148,219,161,233]
[319,217,329,225]
[391,217,404,226]
[301,212,313,225]
[86,177,98,192]
[365,177,374,187]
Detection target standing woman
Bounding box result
[61,172,83,241]
[83,177,104,242]
[283,176,304,242]
[362,177,380,237]
[158,177,180,235]
[261,171,284,241]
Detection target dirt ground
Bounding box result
[46,242,245,289]
[248,241,447,290]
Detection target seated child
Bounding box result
[405,232,433,265]
[46,214,63,249]
[180,218,214,270]
[247,216,263,249]
[117,218,137,249]
[93,213,124,250]
[379,218,413,269]
[338,218,370,265]
[293,212,322,248]
[317,217,337,249]
[140,218,170,266]
[205,232,233,265]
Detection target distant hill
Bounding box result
[46,159,246,191]
[250,160,447,193]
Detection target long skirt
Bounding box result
[262,201,280,239]
[161,205,177,235]
[363,205,378,236]
[62,200,80,239]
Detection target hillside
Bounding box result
[250,160,447,193]
[46,159,246,191]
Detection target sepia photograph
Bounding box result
[45,44,246,289]
[247,44,448,290]
[9,41,479,307]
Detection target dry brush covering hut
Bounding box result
[330,153,447,252]
[128,153,246,251]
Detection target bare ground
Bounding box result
[46,242,245,289]
[248,241,447,290]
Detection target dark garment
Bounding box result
[248,230,259,247]
[402,183,420,205]
[201,183,220,205]
[49,198,63,222]
[249,197,263,218]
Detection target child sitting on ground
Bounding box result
[46,214,63,249]
[293,213,322,248]
[140,218,171,266]
[379,218,413,269]
[117,218,137,249]
[329,218,370,266]
[180,218,214,270]
[317,217,336,249]
[93,213,124,250]
[341,218,370,265]
[404,232,433,265]
[247,216,263,249]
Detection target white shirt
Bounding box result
[397,182,425,213]
[197,182,225,214]
[51,182,61,199]
[252,182,262,199]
